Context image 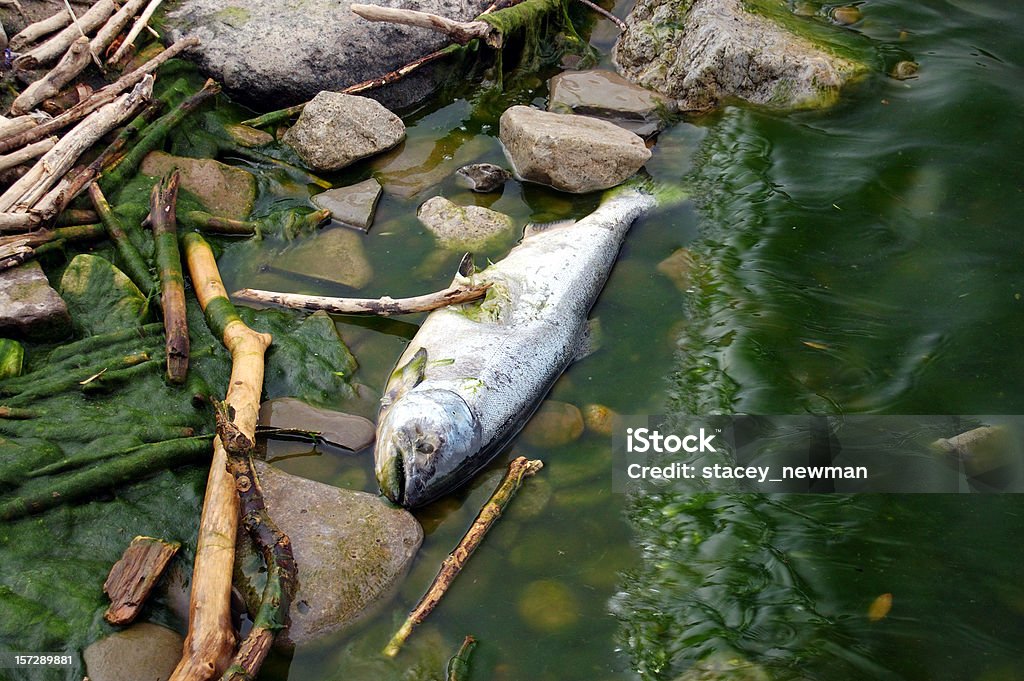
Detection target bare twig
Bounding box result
[15,0,116,67]
[108,0,164,66]
[9,7,73,51]
[576,0,627,31]
[90,0,150,63]
[232,279,491,316]
[0,137,56,173]
[350,4,499,47]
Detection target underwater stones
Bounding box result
[82,622,183,681]
[517,580,580,632]
[58,255,148,335]
[224,123,274,147]
[582,403,618,437]
[455,163,513,193]
[521,401,585,448]
[613,0,871,111]
[272,227,374,289]
[547,69,676,137]
[236,461,422,646]
[164,0,491,109]
[258,397,376,451]
[283,92,405,172]
[417,196,516,250]
[499,106,651,194]
[312,178,383,233]
[657,247,695,292]
[140,151,255,220]
[830,6,862,25]
[0,261,71,340]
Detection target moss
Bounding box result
[212,6,251,28]
[454,281,509,323]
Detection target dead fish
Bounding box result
[374,184,657,507]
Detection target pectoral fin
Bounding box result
[383,347,428,407]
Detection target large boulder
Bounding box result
[283,93,405,172]
[0,261,71,340]
[499,106,651,194]
[613,0,873,111]
[163,0,492,110]
[547,69,676,137]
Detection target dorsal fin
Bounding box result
[382,347,428,407]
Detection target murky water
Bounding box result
[205,1,1024,679]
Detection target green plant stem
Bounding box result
[89,181,155,296]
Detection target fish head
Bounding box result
[375,388,482,507]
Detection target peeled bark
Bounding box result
[104,536,182,625]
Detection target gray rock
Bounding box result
[0,261,71,340]
[236,462,423,646]
[83,622,183,681]
[259,397,376,452]
[613,0,872,111]
[548,69,676,137]
[283,92,406,172]
[417,196,515,250]
[140,151,256,220]
[272,227,374,290]
[455,163,512,193]
[312,178,383,233]
[499,106,651,194]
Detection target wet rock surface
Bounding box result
[614,0,870,111]
[258,397,376,452]
[271,227,374,289]
[499,106,651,194]
[312,178,383,233]
[235,461,423,646]
[82,622,183,681]
[455,163,512,193]
[521,400,585,448]
[0,261,71,340]
[548,69,676,137]
[140,151,256,220]
[283,92,406,172]
[417,196,516,250]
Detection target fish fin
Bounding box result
[575,318,603,362]
[524,219,576,239]
[451,252,476,286]
[383,347,428,407]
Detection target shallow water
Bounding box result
[204,1,1024,679]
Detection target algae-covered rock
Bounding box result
[548,69,676,137]
[271,228,374,290]
[82,622,183,681]
[521,400,585,448]
[59,255,149,335]
[140,151,256,220]
[312,178,383,233]
[0,339,24,380]
[417,196,516,250]
[283,92,406,172]
[0,261,71,340]
[235,461,422,646]
[517,580,581,632]
[499,106,651,193]
[613,0,874,111]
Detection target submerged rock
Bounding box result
[236,462,423,646]
[417,196,516,250]
[499,106,651,194]
[83,622,183,681]
[517,580,580,632]
[582,403,618,437]
[164,0,491,109]
[140,151,256,220]
[521,401,585,448]
[657,247,696,292]
[59,255,147,335]
[272,227,374,289]
[0,261,71,340]
[259,397,376,452]
[283,92,406,172]
[613,0,872,111]
[455,163,513,193]
[547,69,676,137]
[312,178,383,233]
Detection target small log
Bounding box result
[0,115,41,140]
[10,36,93,115]
[0,212,41,233]
[0,137,56,173]
[0,406,38,419]
[15,0,117,68]
[383,456,543,656]
[104,536,181,625]
[90,0,149,62]
[9,7,73,51]
[88,181,154,296]
[55,208,100,226]
[151,171,189,383]
[108,0,164,66]
[182,211,259,236]
[240,104,303,130]
[170,233,272,681]
[232,280,491,316]
[350,4,497,46]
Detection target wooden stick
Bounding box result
[104,536,181,625]
[0,137,56,173]
[343,44,460,96]
[171,233,272,681]
[88,181,154,295]
[0,37,199,154]
[350,4,497,46]
[55,207,100,226]
[182,211,259,236]
[232,280,491,316]
[383,456,543,656]
[151,171,189,383]
[9,7,73,51]
[576,0,627,30]
[0,116,41,140]
[15,0,116,67]
[90,0,149,62]
[0,212,40,232]
[10,35,93,115]
[0,77,153,213]
[108,0,164,66]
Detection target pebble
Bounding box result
[521,401,585,448]
[517,580,580,632]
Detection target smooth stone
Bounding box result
[672,653,772,681]
[657,247,695,292]
[140,151,256,220]
[455,163,512,193]
[163,0,491,110]
[613,0,871,111]
[932,425,1016,478]
[517,580,580,632]
[82,622,183,681]
[283,92,405,172]
[371,134,490,199]
[272,227,373,290]
[417,196,516,250]
[582,403,618,437]
[312,178,383,233]
[235,461,423,646]
[547,69,676,137]
[58,255,147,335]
[258,397,376,452]
[890,60,920,80]
[521,401,585,448]
[499,106,651,194]
[224,123,274,148]
[0,261,71,340]
[831,6,862,25]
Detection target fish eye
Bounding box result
[416,442,435,455]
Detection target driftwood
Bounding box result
[232,279,491,316]
[0,222,104,272]
[170,233,272,681]
[10,36,93,115]
[0,212,41,232]
[151,171,189,383]
[91,0,149,62]
[350,4,500,47]
[383,456,543,656]
[0,137,56,173]
[109,0,164,66]
[577,0,627,30]
[0,115,42,140]
[15,0,116,68]
[9,7,73,51]
[104,536,181,625]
